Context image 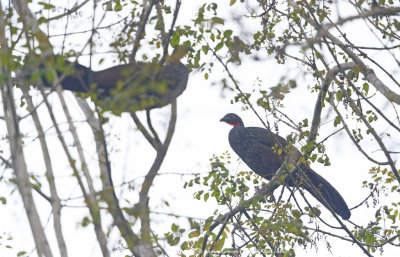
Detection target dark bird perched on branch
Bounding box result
[220,113,351,220]
[22,45,191,113]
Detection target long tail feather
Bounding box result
[300,167,351,220]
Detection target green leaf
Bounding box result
[336,90,343,101]
[10,26,18,35]
[288,79,297,88]
[17,251,27,257]
[214,237,225,251]
[204,192,210,201]
[180,241,189,250]
[165,232,180,246]
[324,156,331,166]
[188,230,200,238]
[365,233,375,244]
[363,82,369,94]
[223,29,233,38]
[211,17,224,25]
[371,226,381,233]
[291,209,302,218]
[114,0,122,11]
[171,223,179,232]
[38,2,55,10]
[202,45,209,54]
[310,154,317,162]
[81,216,91,227]
[230,0,237,6]
[334,116,341,127]
[0,197,6,205]
[318,14,325,23]
[215,42,224,52]
[170,34,180,47]
[170,236,180,246]
[204,216,213,231]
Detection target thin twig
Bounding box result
[130,0,157,62]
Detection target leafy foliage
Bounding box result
[2,0,400,256]
[175,0,400,256]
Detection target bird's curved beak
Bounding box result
[220,117,226,122]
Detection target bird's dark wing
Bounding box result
[247,127,287,148]
[94,63,134,90]
[93,61,188,109]
[229,126,288,180]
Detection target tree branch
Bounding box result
[131,112,160,149]
[130,0,157,62]
[323,6,400,32]
[329,97,389,165]
[309,62,359,142]
[56,89,109,257]
[0,3,53,256]
[22,87,68,257]
[289,0,400,105]
[138,100,177,253]
[46,0,90,22]
[74,97,143,257]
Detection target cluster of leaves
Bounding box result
[353,201,400,253]
[179,153,314,256]
[178,0,400,255]
[348,165,400,252]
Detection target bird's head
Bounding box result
[220,113,244,127]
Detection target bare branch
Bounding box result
[56,90,109,257]
[130,0,157,62]
[289,0,400,105]
[329,97,389,165]
[323,6,400,32]
[46,0,90,22]
[75,97,148,257]
[146,110,162,146]
[212,46,271,130]
[0,3,53,256]
[138,100,177,252]
[159,0,182,67]
[339,83,400,184]
[309,62,359,142]
[11,0,53,54]
[22,87,68,257]
[131,112,160,149]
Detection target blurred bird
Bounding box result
[23,45,191,112]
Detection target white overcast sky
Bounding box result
[1,0,400,256]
